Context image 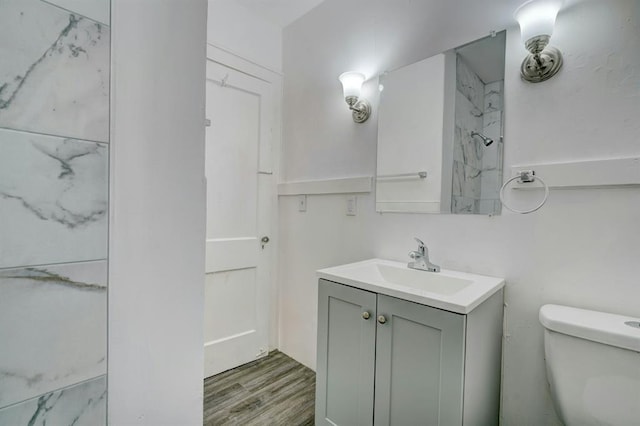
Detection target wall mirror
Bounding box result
[376,31,506,215]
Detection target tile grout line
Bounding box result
[39,0,110,28]
[0,126,109,146]
[0,374,107,413]
[0,258,108,272]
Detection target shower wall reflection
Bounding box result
[452,33,505,214]
[0,0,110,424]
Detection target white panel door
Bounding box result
[204,60,274,378]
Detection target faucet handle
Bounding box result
[414,237,426,254]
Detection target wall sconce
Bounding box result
[514,0,563,83]
[338,71,371,123]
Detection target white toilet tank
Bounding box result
[539,304,640,426]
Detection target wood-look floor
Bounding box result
[203,350,316,425]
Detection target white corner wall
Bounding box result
[108,0,207,424]
[279,0,640,424]
[207,0,282,73]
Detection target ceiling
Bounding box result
[236,0,586,31]
[235,0,326,27]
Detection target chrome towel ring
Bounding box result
[499,170,549,214]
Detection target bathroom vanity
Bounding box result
[315,259,505,425]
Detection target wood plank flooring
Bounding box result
[203,350,316,425]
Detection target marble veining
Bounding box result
[452,59,485,214]
[456,55,485,111]
[0,0,109,419]
[42,0,111,26]
[484,81,503,113]
[452,196,478,214]
[2,140,106,229]
[483,111,501,140]
[452,161,482,200]
[453,126,484,168]
[0,0,110,142]
[454,92,484,169]
[0,261,107,409]
[0,266,106,291]
[0,376,106,426]
[480,81,504,214]
[0,129,107,268]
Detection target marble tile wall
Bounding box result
[0,129,108,268]
[0,262,107,408]
[452,55,504,215]
[0,0,110,142]
[0,0,109,423]
[0,376,106,425]
[456,55,485,112]
[452,56,484,213]
[484,80,503,114]
[42,0,110,25]
[479,81,504,215]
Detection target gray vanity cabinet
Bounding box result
[374,294,465,425]
[316,279,377,425]
[316,278,503,426]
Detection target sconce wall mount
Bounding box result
[339,72,371,123]
[345,95,371,123]
[515,0,564,83]
[520,35,563,83]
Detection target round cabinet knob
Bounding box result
[362,311,370,320]
[377,315,387,324]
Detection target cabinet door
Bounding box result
[316,279,377,426]
[374,295,465,426]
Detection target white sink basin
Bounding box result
[376,264,472,295]
[317,258,505,314]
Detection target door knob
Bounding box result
[261,236,270,249]
[362,311,371,320]
[377,315,387,324]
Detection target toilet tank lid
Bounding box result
[540,304,640,352]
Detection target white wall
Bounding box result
[207,0,282,73]
[109,0,207,424]
[279,0,640,424]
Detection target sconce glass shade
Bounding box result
[338,71,371,123]
[339,72,365,99]
[514,0,562,44]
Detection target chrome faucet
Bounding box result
[408,237,440,272]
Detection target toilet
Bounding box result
[539,304,640,425]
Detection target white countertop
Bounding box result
[317,258,505,314]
